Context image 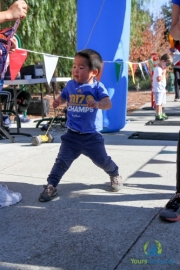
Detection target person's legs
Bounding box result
[156,104,162,115]
[16,90,31,122]
[159,131,180,222]
[154,92,164,120]
[161,92,168,120]
[82,132,122,191]
[174,68,180,100]
[39,131,82,202]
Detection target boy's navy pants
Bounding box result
[47,129,119,187]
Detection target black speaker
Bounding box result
[20,65,45,79]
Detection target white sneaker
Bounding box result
[0,184,22,208]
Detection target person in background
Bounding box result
[39,49,123,202]
[152,53,173,121]
[0,1,30,124]
[159,0,180,222]
[170,0,180,41]
[173,40,180,101]
[0,0,28,208]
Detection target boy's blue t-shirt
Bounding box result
[61,79,109,133]
[172,0,180,5]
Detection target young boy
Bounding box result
[152,53,173,121]
[39,49,123,202]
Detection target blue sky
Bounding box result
[147,0,170,17]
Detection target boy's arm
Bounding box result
[157,70,166,82]
[53,96,67,109]
[87,97,112,110]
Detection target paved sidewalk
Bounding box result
[0,93,180,270]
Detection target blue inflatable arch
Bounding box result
[77,0,131,132]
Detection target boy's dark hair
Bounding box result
[75,49,103,75]
[160,53,173,65]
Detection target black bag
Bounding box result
[27,97,50,116]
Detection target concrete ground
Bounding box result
[0,93,180,270]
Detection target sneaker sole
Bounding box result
[111,185,123,192]
[39,190,58,202]
[159,209,180,222]
[159,214,180,222]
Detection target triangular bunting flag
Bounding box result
[115,62,123,82]
[9,48,28,80]
[97,62,104,81]
[133,63,138,75]
[128,62,135,84]
[138,63,145,80]
[146,61,150,73]
[142,63,150,76]
[43,54,59,85]
[149,58,154,71]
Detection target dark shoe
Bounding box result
[162,113,168,120]
[159,193,180,222]
[155,115,164,121]
[39,184,57,202]
[110,175,123,192]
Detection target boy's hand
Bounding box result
[87,99,99,108]
[7,0,28,21]
[53,98,61,109]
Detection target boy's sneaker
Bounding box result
[0,183,22,208]
[39,184,57,202]
[155,115,164,121]
[110,175,123,192]
[162,113,168,120]
[159,193,180,222]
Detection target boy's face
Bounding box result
[72,55,98,84]
[160,60,170,70]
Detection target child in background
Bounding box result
[152,53,173,121]
[39,49,123,202]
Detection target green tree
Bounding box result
[161,0,172,32]
[130,0,152,47]
[1,0,76,78]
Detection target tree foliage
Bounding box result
[0,0,76,77]
[0,0,173,80]
[130,0,171,63]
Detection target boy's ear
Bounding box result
[92,69,99,77]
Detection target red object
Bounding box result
[9,48,28,80]
[151,53,158,109]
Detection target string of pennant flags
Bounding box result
[9,47,155,85]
